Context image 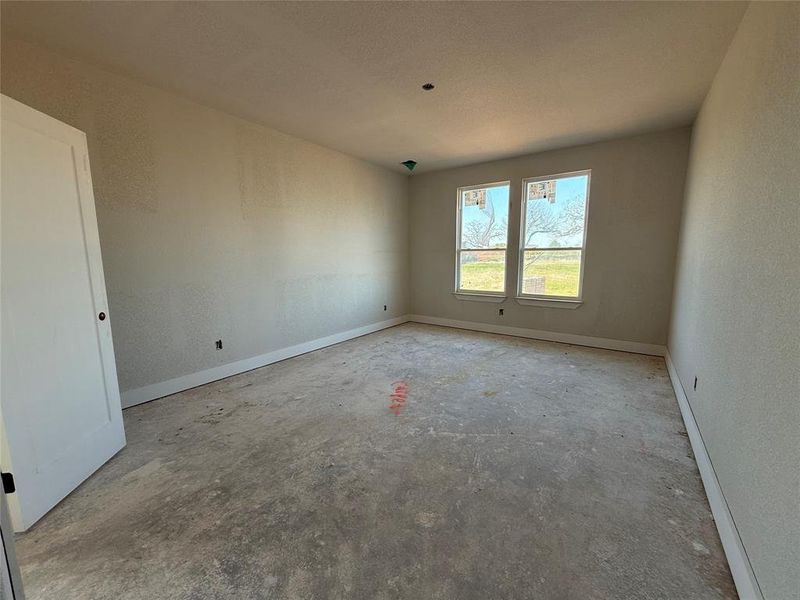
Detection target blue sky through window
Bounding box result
[460,184,509,249]
[525,175,588,248]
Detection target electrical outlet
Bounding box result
[499,308,504,316]
[693,376,698,391]
[384,305,387,311]
[215,339,223,350]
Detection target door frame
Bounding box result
[1,487,25,599]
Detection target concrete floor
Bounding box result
[16,323,736,599]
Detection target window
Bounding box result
[518,170,590,301]
[455,181,510,295]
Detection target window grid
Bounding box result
[455,181,510,295]
[517,170,591,301]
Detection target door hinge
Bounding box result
[2,471,15,494]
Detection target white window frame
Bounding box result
[517,169,591,305]
[454,180,511,299]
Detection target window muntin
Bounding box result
[455,182,510,294]
[518,171,590,300]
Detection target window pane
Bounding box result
[459,250,505,293]
[521,250,581,297]
[524,175,588,249]
[460,184,509,249]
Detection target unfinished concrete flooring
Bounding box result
[16,324,736,599]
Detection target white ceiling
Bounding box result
[1,1,746,174]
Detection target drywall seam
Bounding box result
[121,316,410,408]
[664,351,764,600]
[408,314,665,356]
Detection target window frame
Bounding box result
[517,169,591,303]
[454,180,511,298]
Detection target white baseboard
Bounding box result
[407,314,665,356]
[120,314,757,597]
[122,314,665,408]
[121,316,410,408]
[665,351,763,600]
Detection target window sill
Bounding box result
[515,297,582,309]
[453,292,507,303]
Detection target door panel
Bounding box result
[1,94,125,531]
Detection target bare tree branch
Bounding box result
[523,195,584,268]
[462,200,506,249]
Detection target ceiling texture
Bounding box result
[1,1,747,173]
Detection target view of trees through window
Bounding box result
[520,173,589,298]
[455,173,590,298]
[457,183,509,293]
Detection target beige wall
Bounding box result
[0,38,410,395]
[5,16,798,596]
[668,4,800,599]
[409,128,691,346]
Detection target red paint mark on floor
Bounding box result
[389,381,409,415]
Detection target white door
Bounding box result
[0,94,125,532]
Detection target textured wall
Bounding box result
[668,4,800,599]
[0,38,409,393]
[409,128,691,345]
